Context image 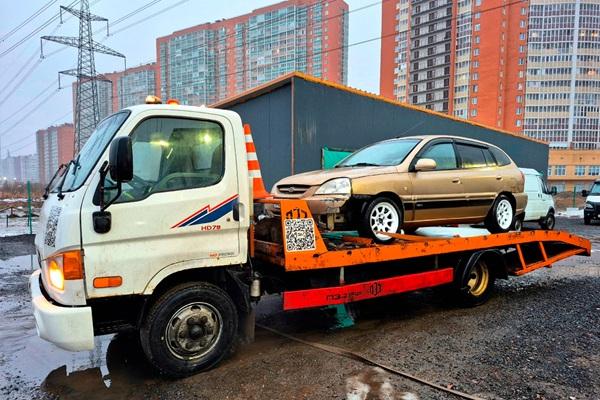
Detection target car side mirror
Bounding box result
[551,186,557,195]
[109,136,133,183]
[581,189,589,197]
[414,158,437,171]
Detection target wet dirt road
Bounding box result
[0,217,598,400]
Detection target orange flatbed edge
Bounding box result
[253,199,591,274]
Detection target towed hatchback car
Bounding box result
[272,135,527,242]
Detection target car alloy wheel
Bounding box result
[368,201,400,242]
[495,199,513,230]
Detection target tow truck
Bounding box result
[30,99,591,377]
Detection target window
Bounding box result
[483,148,496,166]
[105,117,225,203]
[589,166,600,176]
[339,139,420,167]
[524,175,541,192]
[547,167,552,176]
[489,147,511,166]
[472,97,478,105]
[456,144,487,168]
[575,165,586,176]
[474,24,480,31]
[419,142,457,169]
[470,109,478,116]
[554,165,566,176]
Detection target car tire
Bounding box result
[539,212,555,230]
[512,215,523,232]
[140,282,238,378]
[359,196,402,243]
[485,195,514,234]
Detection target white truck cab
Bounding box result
[30,103,252,376]
[582,179,600,225]
[520,168,556,230]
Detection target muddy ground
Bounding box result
[0,217,598,400]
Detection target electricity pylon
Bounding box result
[41,0,125,154]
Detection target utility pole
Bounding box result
[41,0,125,155]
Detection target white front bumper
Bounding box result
[29,270,95,351]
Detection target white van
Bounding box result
[519,168,556,230]
[582,179,600,225]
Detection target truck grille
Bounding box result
[277,184,310,195]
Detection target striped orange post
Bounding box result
[244,124,271,199]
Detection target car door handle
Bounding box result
[452,178,461,183]
[496,176,503,180]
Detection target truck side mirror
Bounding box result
[109,136,133,183]
[581,189,589,197]
[551,186,557,195]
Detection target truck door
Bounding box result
[80,111,244,297]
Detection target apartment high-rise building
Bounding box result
[524,0,600,149]
[380,0,529,130]
[77,63,158,122]
[0,153,38,183]
[156,0,349,106]
[36,123,74,184]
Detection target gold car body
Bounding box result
[272,135,527,230]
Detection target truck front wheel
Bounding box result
[140,282,238,378]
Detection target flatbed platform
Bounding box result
[253,199,591,310]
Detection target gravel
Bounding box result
[0,217,598,400]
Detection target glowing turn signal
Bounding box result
[166,98,180,105]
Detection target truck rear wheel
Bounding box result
[140,282,238,378]
[457,259,495,307]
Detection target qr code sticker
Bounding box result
[44,206,62,247]
[284,218,316,252]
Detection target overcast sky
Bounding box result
[0,0,381,157]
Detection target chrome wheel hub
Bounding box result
[496,199,513,230]
[165,302,222,360]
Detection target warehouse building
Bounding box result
[214,72,549,189]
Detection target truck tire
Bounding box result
[456,258,495,307]
[140,282,238,378]
[539,211,555,230]
[358,196,402,243]
[485,195,514,234]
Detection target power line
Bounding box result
[0,0,80,58]
[0,0,58,43]
[7,110,73,155]
[0,80,57,127]
[108,0,193,37]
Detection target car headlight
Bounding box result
[315,178,351,195]
[585,202,594,209]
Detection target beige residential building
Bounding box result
[548,148,600,192]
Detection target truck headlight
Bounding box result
[315,178,351,195]
[585,202,594,210]
[48,259,64,290]
[46,250,83,290]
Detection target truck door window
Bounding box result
[104,117,225,203]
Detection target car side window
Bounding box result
[489,147,511,166]
[104,117,225,203]
[419,142,457,170]
[524,175,539,192]
[456,143,487,168]
[483,148,496,166]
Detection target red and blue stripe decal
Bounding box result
[171,194,239,228]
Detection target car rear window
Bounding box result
[456,143,487,168]
[489,146,512,166]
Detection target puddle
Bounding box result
[0,255,159,399]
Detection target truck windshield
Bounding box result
[590,183,600,195]
[337,139,420,167]
[59,111,130,193]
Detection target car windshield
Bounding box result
[337,139,420,167]
[590,183,600,195]
[59,111,130,192]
